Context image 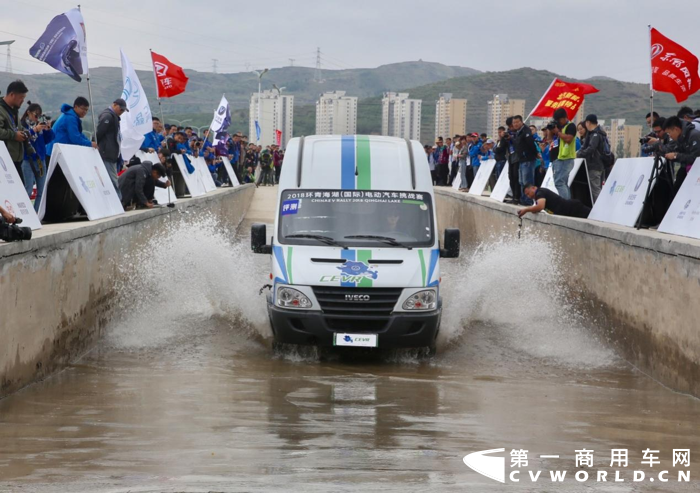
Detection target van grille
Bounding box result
[312,287,402,332]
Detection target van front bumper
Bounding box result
[268,303,441,348]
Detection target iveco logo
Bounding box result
[345,294,370,302]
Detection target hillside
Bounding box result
[0,60,480,120]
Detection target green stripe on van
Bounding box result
[418,249,427,287]
[356,135,371,190]
[357,249,373,287]
[287,246,294,284]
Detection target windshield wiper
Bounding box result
[344,235,412,249]
[286,234,348,249]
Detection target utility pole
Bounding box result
[314,47,322,83]
[253,69,269,144]
[212,58,218,74]
[289,58,295,67]
[0,40,15,74]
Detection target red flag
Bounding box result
[650,28,700,103]
[275,129,282,146]
[529,78,600,121]
[151,51,189,98]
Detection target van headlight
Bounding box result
[402,289,437,310]
[277,286,312,309]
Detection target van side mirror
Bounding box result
[440,228,460,258]
[251,223,272,254]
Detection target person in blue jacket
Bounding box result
[140,117,164,153]
[20,102,54,212]
[46,97,96,157]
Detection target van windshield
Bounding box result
[278,189,434,248]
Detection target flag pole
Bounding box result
[525,78,556,123]
[149,49,166,125]
[78,4,98,145]
[648,25,655,129]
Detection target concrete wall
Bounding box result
[435,189,700,397]
[0,185,255,398]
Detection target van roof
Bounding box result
[281,135,432,192]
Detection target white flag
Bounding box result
[119,48,153,161]
[209,95,231,145]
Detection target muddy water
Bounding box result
[1,188,699,492]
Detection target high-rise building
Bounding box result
[573,100,587,125]
[606,119,642,158]
[315,91,358,135]
[249,90,294,148]
[486,94,526,138]
[381,92,422,141]
[434,93,467,140]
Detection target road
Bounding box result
[1,185,698,493]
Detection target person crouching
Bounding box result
[118,159,170,210]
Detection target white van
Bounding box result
[251,135,459,352]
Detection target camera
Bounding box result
[0,216,32,242]
[640,136,651,145]
[37,114,50,126]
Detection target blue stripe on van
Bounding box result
[273,245,288,284]
[341,135,355,190]
[427,249,440,287]
[340,249,356,287]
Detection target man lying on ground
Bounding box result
[517,183,591,219]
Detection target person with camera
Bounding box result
[662,116,700,195]
[576,114,609,203]
[0,202,32,242]
[20,102,54,212]
[0,80,30,182]
[640,117,669,155]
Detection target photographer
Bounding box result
[0,202,16,224]
[662,116,700,195]
[640,117,669,156]
[0,202,31,242]
[0,80,29,181]
[20,102,54,212]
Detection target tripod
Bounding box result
[635,152,675,230]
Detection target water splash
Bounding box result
[438,235,616,368]
[107,214,270,349]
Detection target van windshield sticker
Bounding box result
[285,190,425,202]
[281,199,300,215]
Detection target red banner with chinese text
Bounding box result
[529,78,600,121]
[650,27,700,103]
[151,51,189,99]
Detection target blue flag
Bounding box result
[255,120,261,142]
[30,8,88,82]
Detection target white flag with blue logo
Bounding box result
[119,48,153,161]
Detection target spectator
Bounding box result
[519,183,591,219]
[552,108,577,199]
[118,159,169,210]
[257,148,274,186]
[141,117,164,153]
[457,137,469,191]
[468,132,483,188]
[645,111,660,128]
[272,144,283,184]
[577,122,587,141]
[242,166,256,184]
[96,98,128,200]
[426,144,437,184]
[663,116,700,195]
[493,126,508,179]
[676,106,700,130]
[505,117,521,204]
[576,114,608,202]
[20,102,54,211]
[512,115,539,205]
[0,80,30,180]
[434,137,448,185]
[447,137,459,186]
[47,97,97,158]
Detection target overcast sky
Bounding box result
[1,0,698,83]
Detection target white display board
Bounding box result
[541,158,585,195]
[220,156,240,186]
[39,144,124,221]
[588,157,656,227]
[468,159,497,196]
[173,154,206,197]
[451,164,461,190]
[194,156,217,192]
[658,160,700,239]
[490,163,511,202]
[0,142,42,230]
[136,151,177,205]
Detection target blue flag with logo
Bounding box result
[29,8,88,82]
[255,120,261,142]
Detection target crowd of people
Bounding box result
[0,79,284,225]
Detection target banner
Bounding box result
[136,151,177,205]
[195,156,217,193]
[38,144,124,221]
[255,121,261,142]
[468,159,497,196]
[588,158,656,227]
[528,78,599,121]
[151,51,188,99]
[29,8,88,82]
[490,165,511,202]
[658,160,700,239]
[275,129,282,147]
[650,27,700,103]
[120,48,153,162]
[0,143,42,230]
[220,156,240,187]
[541,158,586,195]
[172,154,206,197]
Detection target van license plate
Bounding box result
[334,333,378,348]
